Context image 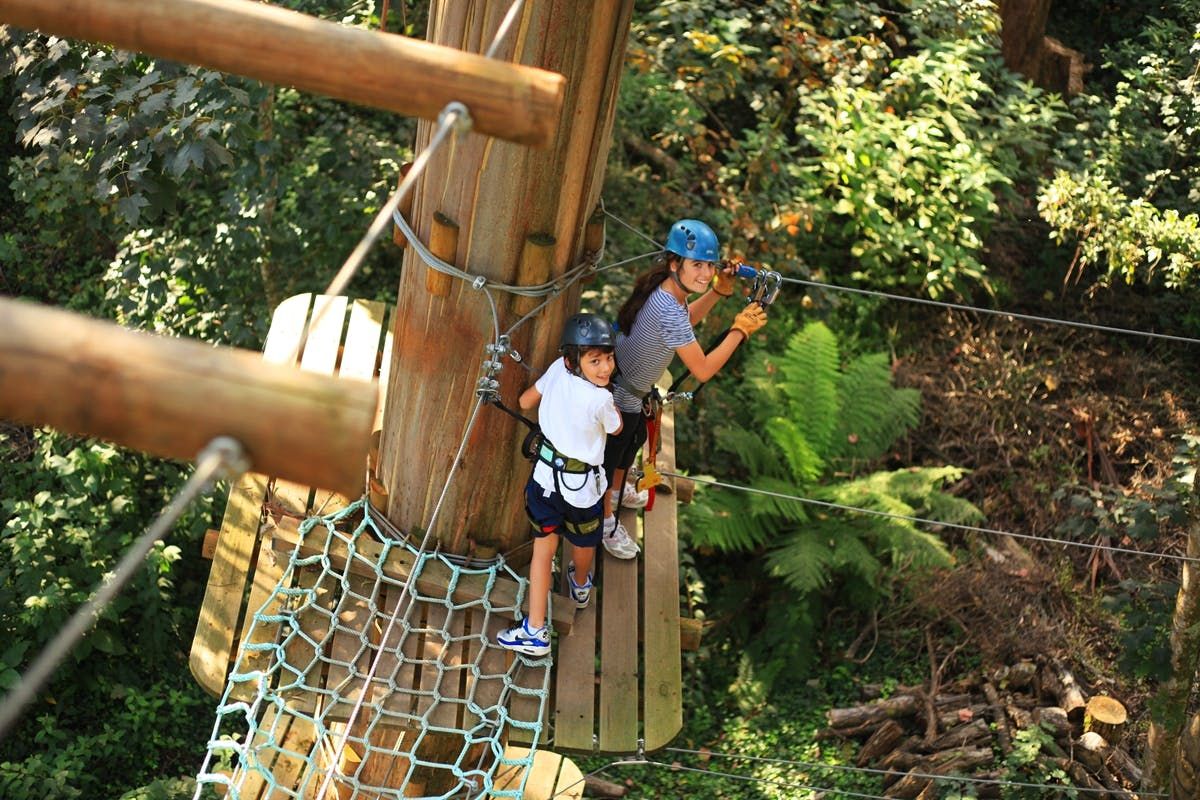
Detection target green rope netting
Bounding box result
[193,499,550,800]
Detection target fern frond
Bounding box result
[829,352,921,464]
[680,477,784,551]
[764,527,844,593]
[745,476,815,524]
[711,426,788,478]
[765,416,825,483]
[753,322,842,454]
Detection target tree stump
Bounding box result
[1084,696,1127,745]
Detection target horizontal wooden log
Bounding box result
[828,693,923,729]
[0,0,565,147]
[0,297,376,496]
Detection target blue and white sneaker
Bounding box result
[567,563,593,609]
[497,618,550,657]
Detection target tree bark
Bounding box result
[379,0,633,555]
[996,0,1087,96]
[1170,712,1200,800]
[1144,477,1200,793]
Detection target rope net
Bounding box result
[193,499,551,800]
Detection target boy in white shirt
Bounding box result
[497,313,623,656]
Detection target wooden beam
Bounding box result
[0,297,376,497]
[0,0,564,148]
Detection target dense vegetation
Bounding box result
[4,0,1200,797]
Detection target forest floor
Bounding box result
[891,287,1200,753]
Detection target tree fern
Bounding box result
[683,320,978,615]
[829,352,922,464]
[750,322,842,454]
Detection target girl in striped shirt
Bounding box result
[600,218,768,558]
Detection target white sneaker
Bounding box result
[567,563,593,609]
[497,618,551,657]
[620,482,650,509]
[602,521,640,559]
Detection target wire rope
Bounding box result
[601,208,1200,347]
[663,470,1200,564]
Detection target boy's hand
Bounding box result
[731,303,767,340]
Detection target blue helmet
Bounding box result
[664,219,720,262]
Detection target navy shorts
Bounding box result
[525,477,603,549]
[603,409,648,484]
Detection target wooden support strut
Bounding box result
[513,233,557,316]
[0,0,565,148]
[426,212,459,297]
[0,296,377,498]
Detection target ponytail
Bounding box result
[617,253,677,335]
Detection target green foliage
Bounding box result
[1038,6,1200,290]
[1054,482,1185,544]
[1002,726,1077,798]
[685,321,967,561]
[1100,579,1175,682]
[0,427,218,798]
[792,6,1063,297]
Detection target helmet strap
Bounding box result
[669,261,695,297]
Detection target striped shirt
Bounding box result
[613,287,696,412]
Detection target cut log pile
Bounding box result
[821,658,1139,798]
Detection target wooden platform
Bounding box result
[190,294,685,799]
[514,396,684,756]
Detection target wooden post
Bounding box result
[426,212,459,297]
[513,233,557,316]
[0,296,376,497]
[0,0,564,147]
[376,2,633,792]
[379,0,633,553]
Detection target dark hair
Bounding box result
[563,343,615,373]
[617,253,678,336]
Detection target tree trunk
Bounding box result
[1170,712,1200,800]
[997,0,1052,79]
[1144,477,1200,792]
[379,1,633,554]
[996,0,1087,96]
[376,3,633,794]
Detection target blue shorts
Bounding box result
[524,477,603,549]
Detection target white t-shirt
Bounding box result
[531,357,622,506]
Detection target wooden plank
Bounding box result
[598,507,639,753]
[382,584,422,722]
[189,471,269,697]
[0,0,567,147]
[231,521,289,703]
[491,745,584,799]
[506,646,551,747]
[641,404,682,752]
[326,573,375,715]
[553,541,597,752]
[342,300,387,381]
[259,713,319,800]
